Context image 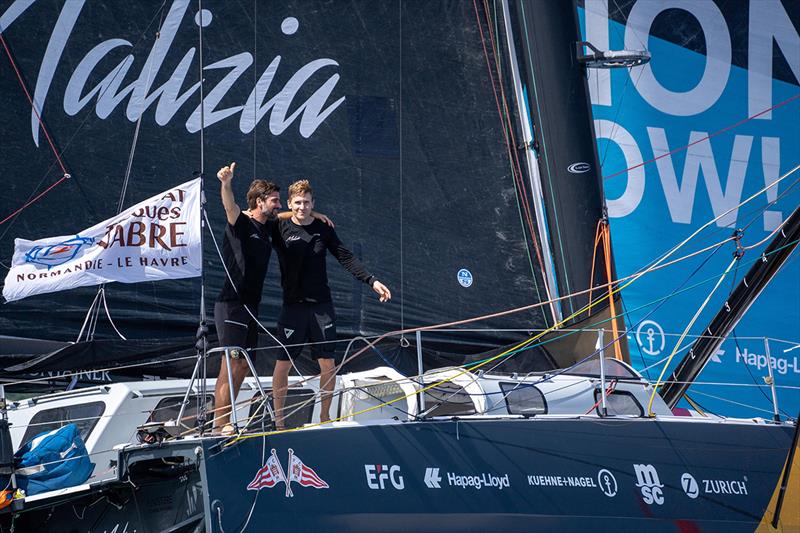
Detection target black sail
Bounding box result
[0,1,558,374]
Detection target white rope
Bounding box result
[647,256,740,415]
[101,288,127,340]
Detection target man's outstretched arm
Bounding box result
[217,162,241,225]
[326,230,391,302]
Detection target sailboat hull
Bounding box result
[2,417,792,532]
[196,418,791,532]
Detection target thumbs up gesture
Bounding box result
[217,162,236,184]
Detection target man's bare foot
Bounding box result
[210,424,234,436]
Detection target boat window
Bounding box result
[593,390,644,417]
[249,389,315,429]
[423,382,476,416]
[500,382,547,415]
[21,401,106,445]
[564,358,639,379]
[147,395,214,429]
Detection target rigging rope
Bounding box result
[603,93,800,180]
[0,1,168,237]
[0,32,72,226]
[472,0,551,319]
[600,220,623,360]
[0,33,68,177]
[646,256,739,415]
[233,229,792,442]
[78,7,168,342]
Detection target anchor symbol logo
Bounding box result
[636,320,665,356]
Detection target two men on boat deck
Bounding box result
[213,163,391,433]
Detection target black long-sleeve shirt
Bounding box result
[272,218,373,304]
[216,212,273,308]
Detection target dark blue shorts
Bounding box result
[214,301,260,354]
[275,301,336,360]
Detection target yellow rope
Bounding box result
[646,257,738,416]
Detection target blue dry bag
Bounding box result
[14,423,95,496]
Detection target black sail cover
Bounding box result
[0,1,576,378]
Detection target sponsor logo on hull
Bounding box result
[598,469,618,497]
[424,467,442,489]
[527,474,597,488]
[365,464,405,490]
[681,472,748,498]
[247,448,329,497]
[423,466,509,490]
[527,469,618,498]
[633,464,664,505]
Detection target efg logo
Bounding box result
[567,162,591,174]
[365,464,404,490]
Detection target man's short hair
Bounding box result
[287,179,313,202]
[246,180,280,210]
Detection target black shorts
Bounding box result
[275,302,336,360]
[214,301,260,354]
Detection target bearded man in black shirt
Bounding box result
[272,180,391,428]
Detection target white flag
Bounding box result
[2,178,202,302]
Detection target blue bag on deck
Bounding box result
[14,423,95,496]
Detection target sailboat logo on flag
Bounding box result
[247,448,329,497]
[25,236,94,268]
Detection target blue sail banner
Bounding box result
[580,1,800,418]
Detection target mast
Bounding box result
[499,0,561,324]
[660,205,800,408]
[504,0,647,359]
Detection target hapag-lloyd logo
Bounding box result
[1,0,345,147]
[447,472,510,490]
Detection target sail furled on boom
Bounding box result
[0,1,554,359]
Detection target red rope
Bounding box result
[0,175,70,225]
[585,380,618,415]
[603,93,800,180]
[0,32,71,225]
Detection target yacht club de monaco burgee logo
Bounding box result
[247,449,329,497]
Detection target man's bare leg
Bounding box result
[213,357,249,431]
[318,358,336,423]
[272,360,292,429]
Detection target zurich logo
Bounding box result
[457,269,473,288]
[681,473,699,499]
[25,236,94,268]
[567,162,591,174]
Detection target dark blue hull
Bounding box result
[2,417,790,531]
[199,417,793,532]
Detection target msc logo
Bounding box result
[633,464,664,505]
[365,464,404,490]
[25,236,94,268]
